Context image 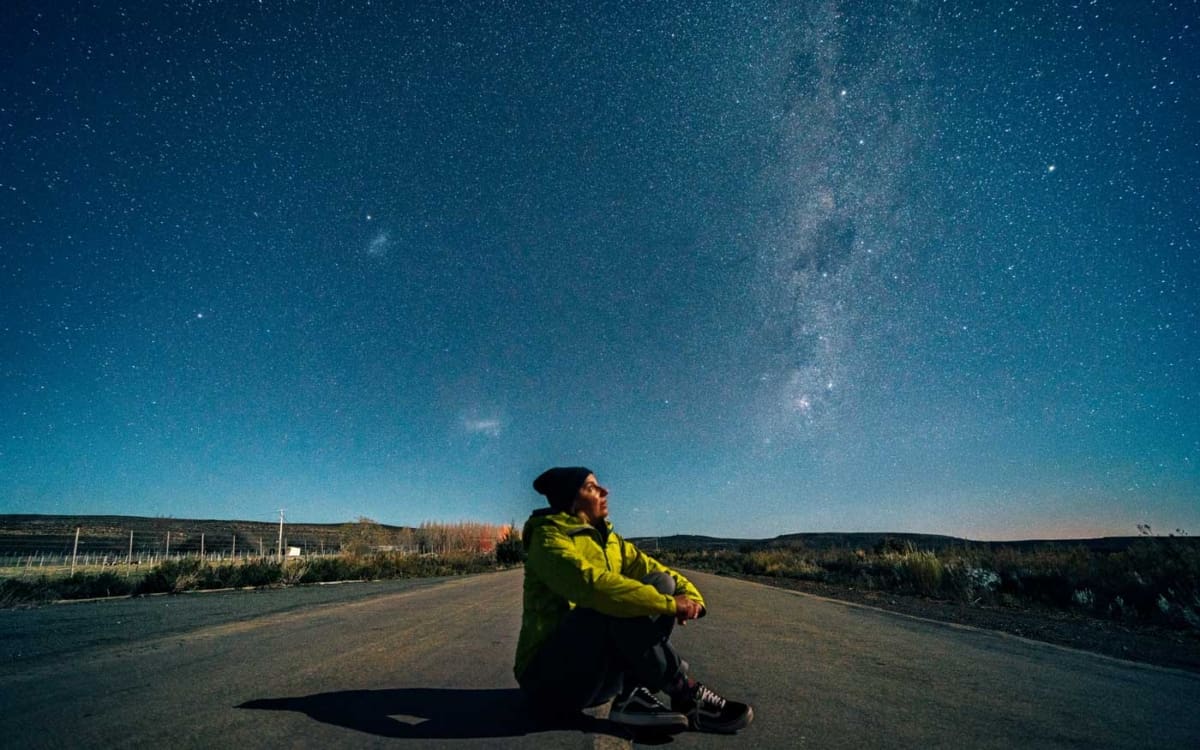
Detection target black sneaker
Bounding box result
[672,682,754,733]
[609,686,689,732]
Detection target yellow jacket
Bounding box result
[513,508,705,681]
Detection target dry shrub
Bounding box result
[886,550,945,597]
[744,550,826,580]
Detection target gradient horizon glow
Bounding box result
[1,2,1196,541]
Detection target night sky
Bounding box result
[2,1,1196,540]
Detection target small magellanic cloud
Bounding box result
[463,418,502,437]
[367,231,390,256]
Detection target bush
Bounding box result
[297,555,369,583]
[57,571,136,599]
[135,558,205,595]
[889,550,945,597]
[496,529,525,565]
[0,577,53,606]
[942,564,1001,604]
[0,571,137,604]
[741,550,825,580]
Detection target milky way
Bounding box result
[751,2,932,447]
[1,1,1196,539]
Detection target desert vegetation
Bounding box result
[338,518,514,556]
[0,518,520,607]
[655,533,1200,631]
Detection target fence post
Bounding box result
[71,527,80,576]
[127,530,133,567]
[200,533,205,559]
[166,531,171,558]
[231,534,236,559]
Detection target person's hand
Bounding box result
[674,595,702,625]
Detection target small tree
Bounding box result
[496,523,525,565]
[340,517,386,557]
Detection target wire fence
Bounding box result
[0,520,515,578]
[0,528,341,577]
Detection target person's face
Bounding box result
[573,474,609,524]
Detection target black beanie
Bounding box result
[533,466,593,511]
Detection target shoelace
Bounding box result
[694,684,726,709]
[624,686,668,709]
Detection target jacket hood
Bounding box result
[522,508,612,551]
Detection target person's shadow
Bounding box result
[238,687,674,743]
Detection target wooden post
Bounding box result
[200,533,205,559]
[166,531,171,558]
[231,534,236,559]
[277,509,285,562]
[71,527,80,576]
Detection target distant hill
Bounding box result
[0,515,1150,557]
[630,531,1148,554]
[0,514,413,556]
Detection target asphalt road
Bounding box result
[2,569,1198,749]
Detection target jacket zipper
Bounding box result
[601,527,612,571]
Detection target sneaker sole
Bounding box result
[693,705,754,734]
[609,712,690,731]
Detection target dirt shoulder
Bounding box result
[728,572,1200,674]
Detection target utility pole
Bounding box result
[71,527,80,576]
[277,509,285,562]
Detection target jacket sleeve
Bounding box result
[527,525,677,618]
[619,537,706,613]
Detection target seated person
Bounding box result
[514,466,753,734]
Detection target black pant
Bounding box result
[519,572,686,711]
